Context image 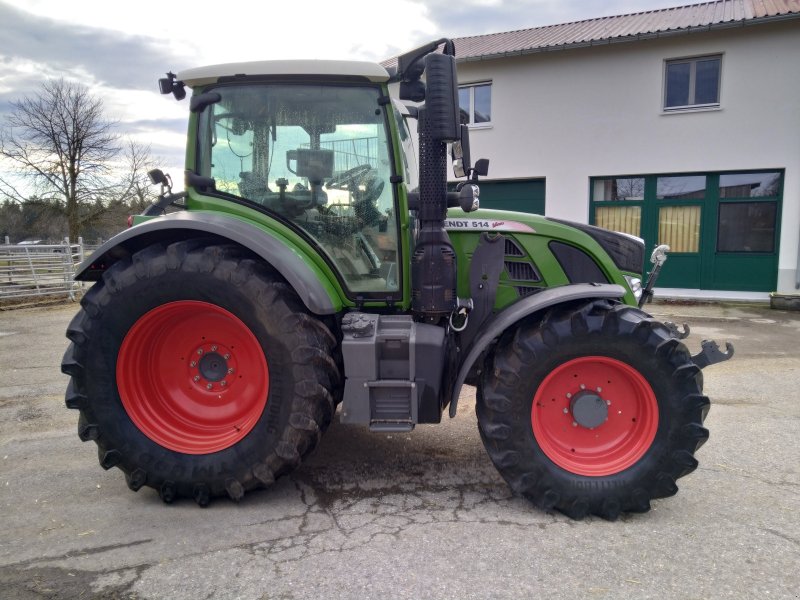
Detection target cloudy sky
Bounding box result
[0,0,688,180]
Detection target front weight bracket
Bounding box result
[692,339,734,369]
[664,321,690,339]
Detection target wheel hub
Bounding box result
[198,351,228,382]
[188,343,236,391]
[569,390,608,429]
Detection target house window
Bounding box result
[658,205,701,253]
[593,177,644,202]
[591,177,645,237]
[656,175,707,200]
[717,202,777,252]
[664,55,721,110]
[458,83,491,126]
[716,171,781,253]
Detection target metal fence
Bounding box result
[303,136,379,173]
[0,237,85,302]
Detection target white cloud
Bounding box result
[101,88,186,126]
[8,0,437,65]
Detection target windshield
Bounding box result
[198,83,399,293]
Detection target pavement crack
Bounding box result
[4,539,154,569]
[700,464,800,489]
[760,527,800,549]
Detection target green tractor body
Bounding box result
[62,40,731,518]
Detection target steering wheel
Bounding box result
[326,164,373,190]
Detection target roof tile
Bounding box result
[383,0,800,67]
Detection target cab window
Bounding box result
[198,84,399,293]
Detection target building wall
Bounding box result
[455,20,800,293]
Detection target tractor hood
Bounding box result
[445,207,645,276]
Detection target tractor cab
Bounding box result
[176,62,403,295]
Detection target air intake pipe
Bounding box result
[408,47,461,320]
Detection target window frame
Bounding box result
[193,80,406,303]
[663,54,722,112]
[715,171,783,254]
[458,81,492,128]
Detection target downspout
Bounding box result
[796,228,800,289]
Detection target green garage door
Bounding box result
[451,178,545,214]
[590,170,782,292]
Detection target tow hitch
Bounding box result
[640,245,734,369]
[691,339,735,369]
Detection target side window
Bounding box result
[664,55,721,110]
[458,82,492,126]
[591,177,644,237]
[717,172,781,253]
[201,84,400,294]
[393,103,418,192]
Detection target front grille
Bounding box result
[504,261,541,282]
[515,286,542,297]
[504,238,525,257]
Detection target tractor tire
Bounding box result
[476,299,709,520]
[61,241,339,506]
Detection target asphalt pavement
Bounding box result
[0,299,798,599]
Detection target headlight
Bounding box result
[624,275,642,303]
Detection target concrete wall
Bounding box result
[454,20,800,293]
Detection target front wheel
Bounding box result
[477,299,710,520]
[61,241,339,506]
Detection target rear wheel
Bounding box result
[477,299,709,520]
[61,241,339,505]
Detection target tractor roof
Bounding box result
[177,60,390,88]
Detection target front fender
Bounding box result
[449,283,626,417]
[75,211,341,315]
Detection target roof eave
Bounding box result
[457,12,800,64]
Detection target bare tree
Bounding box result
[115,139,159,212]
[0,78,119,241]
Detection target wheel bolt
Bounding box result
[211,345,218,352]
[224,354,230,360]
[566,392,572,399]
[190,361,197,367]
[572,421,578,427]
[193,375,200,382]
[220,380,227,387]
[606,400,612,406]
[580,384,586,390]
[197,349,203,355]
[206,383,213,390]
[563,408,569,414]
[228,368,235,374]
[596,387,602,393]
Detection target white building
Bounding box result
[409,0,800,299]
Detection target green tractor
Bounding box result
[62,39,732,519]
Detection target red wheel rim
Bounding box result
[531,356,658,476]
[117,301,269,454]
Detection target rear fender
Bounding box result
[75,212,341,315]
[449,283,626,417]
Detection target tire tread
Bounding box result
[476,300,707,519]
[61,242,339,506]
